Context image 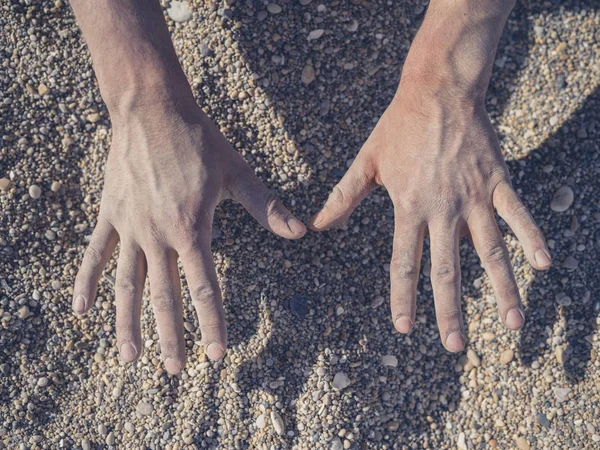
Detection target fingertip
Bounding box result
[72,294,88,315]
[120,342,139,363]
[308,212,326,231]
[533,249,552,270]
[444,331,465,353]
[394,316,414,334]
[206,342,225,361]
[286,217,307,239]
[164,357,184,375]
[505,308,525,330]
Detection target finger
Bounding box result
[229,161,306,240]
[310,155,377,231]
[72,217,119,315]
[468,207,524,330]
[390,214,425,334]
[179,230,227,361]
[429,221,465,352]
[493,180,551,270]
[147,248,185,374]
[115,240,146,363]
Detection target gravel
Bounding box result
[0,0,598,449]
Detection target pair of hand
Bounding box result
[72,83,550,374]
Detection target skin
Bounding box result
[70,0,306,374]
[311,0,551,352]
[69,0,551,373]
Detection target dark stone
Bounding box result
[537,412,551,429]
[289,294,309,320]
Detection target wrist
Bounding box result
[400,0,514,104]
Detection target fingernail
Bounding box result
[534,249,552,268]
[164,357,182,374]
[395,316,414,334]
[445,331,465,352]
[120,343,138,363]
[206,342,225,360]
[72,295,86,314]
[287,217,306,236]
[505,308,525,330]
[311,212,324,228]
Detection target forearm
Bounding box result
[399,0,515,105]
[70,0,194,118]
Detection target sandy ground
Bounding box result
[0,0,599,449]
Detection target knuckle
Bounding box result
[115,279,137,298]
[83,244,103,267]
[390,256,419,281]
[191,282,220,308]
[483,243,508,265]
[151,292,177,313]
[437,308,462,324]
[432,264,459,284]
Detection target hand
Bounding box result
[310,85,551,352]
[72,98,306,373]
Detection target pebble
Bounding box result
[307,29,325,41]
[500,349,514,365]
[81,439,91,450]
[0,178,11,192]
[167,1,192,22]
[289,294,308,319]
[28,184,42,199]
[550,186,574,212]
[466,349,481,367]
[267,3,282,14]
[457,432,467,450]
[106,431,115,446]
[50,181,61,192]
[381,355,398,367]
[332,372,350,390]
[270,411,284,435]
[562,256,578,269]
[136,400,153,416]
[86,113,101,123]
[537,412,551,429]
[301,64,316,84]
[516,437,530,450]
[37,83,49,96]
[554,387,571,402]
[18,305,30,319]
[256,414,266,429]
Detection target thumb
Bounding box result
[310,156,377,231]
[228,161,306,240]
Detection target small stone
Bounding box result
[106,432,115,446]
[98,423,107,435]
[301,64,316,84]
[50,181,61,192]
[86,113,101,123]
[370,296,384,308]
[554,387,571,402]
[136,400,153,416]
[466,349,481,367]
[537,412,551,429]
[533,25,544,37]
[289,294,309,320]
[255,414,266,429]
[0,178,11,192]
[81,439,91,450]
[37,377,48,387]
[332,372,350,390]
[307,29,325,41]
[482,332,495,341]
[45,230,56,240]
[267,3,282,14]
[457,432,467,450]
[500,349,514,365]
[18,306,30,320]
[555,346,569,364]
[550,186,574,212]
[516,437,530,450]
[38,84,50,96]
[270,411,284,435]
[167,1,192,22]
[330,437,343,450]
[381,355,398,368]
[29,185,42,199]
[124,422,135,434]
[562,256,578,270]
[199,43,211,57]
